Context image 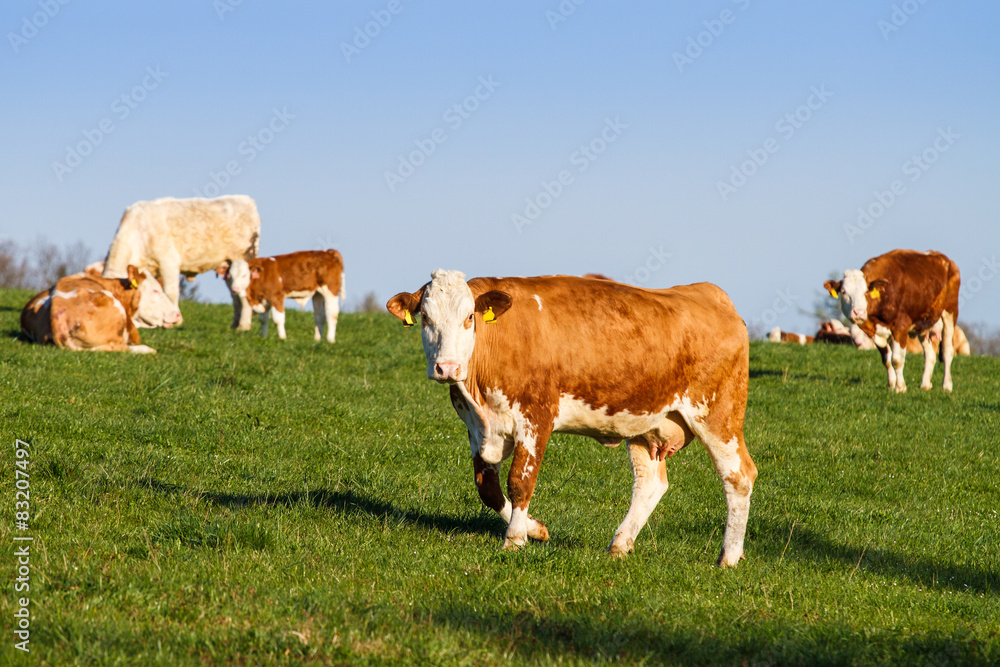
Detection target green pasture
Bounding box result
[1,287,997,665]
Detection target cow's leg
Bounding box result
[941,310,956,392]
[919,332,937,390]
[312,293,326,342]
[271,305,287,340]
[890,336,907,393]
[258,309,269,338]
[159,259,182,308]
[876,342,896,389]
[323,288,340,343]
[608,439,671,557]
[688,408,756,568]
[471,444,548,545]
[504,426,552,550]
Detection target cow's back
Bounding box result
[468,276,747,415]
[862,250,960,330]
[105,195,261,276]
[50,278,130,351]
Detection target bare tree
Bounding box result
[799,270,848,327]
[353,291,383,314]
[29,237,91,288]
[963,322,1000,357]
[0,240,30,289]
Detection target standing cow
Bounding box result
[220,249,344,342]
[825,249,960,392]
[102,195,261,327]
[387,270,757,567]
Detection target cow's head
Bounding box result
[825,271,888,324]
[849,323,877,350]
[219,259,253,297]
[386,269,511,383]
[133,269,182,328]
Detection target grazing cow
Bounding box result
[767,328,814,345]
[220,250,344,342]
[825,249,960,392]
[20,266,156,353]
[850,321,971,356]
[387,270,757,567]
[102,195,261,327]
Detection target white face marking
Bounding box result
[420,269,477,383]
[532,294,542,310]
[839,269,869,322]
[134,271,182,328]
[226,259,252,295]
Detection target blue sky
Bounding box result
[3,1,998,334]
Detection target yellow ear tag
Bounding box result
[869,288,880,299]
[482,306,496,323]
[828,288,838,299]
[403,310,414,327]
[129,278,138,289]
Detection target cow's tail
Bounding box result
[340,270,346,305]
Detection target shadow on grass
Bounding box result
[430,603,989,665]
[754,520,999,597]
[138,477,504,538]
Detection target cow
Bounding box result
[387,270,757,567]
[220,249,344,342]
[20,266,157,353]
[102,195,261,328]
[814,319,854,345]
[850,320,971,356]
[825,249,960,392]
[83,261,181,329]
[767,328,814,345]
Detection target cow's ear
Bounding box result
[475,290,512,322]
[823,279,842,299]
[386,288,425,326]
[126,265,141,289]
[868,278,888,300]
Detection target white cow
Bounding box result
[102,195,261,327]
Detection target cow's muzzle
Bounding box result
[432,361,462,383]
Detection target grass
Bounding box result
[1,287,998,665]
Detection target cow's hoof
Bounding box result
[527,519,549,542]
[502,537,526,551]
[717,551,745,569]
[920,383,933,391]
[607,536,633,558]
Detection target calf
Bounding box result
[767,328,814,345]
[221,249,344,342]
[21,266,156,353]
[825,249,960,392]
[814,319,854,345]
[388,270,756,567]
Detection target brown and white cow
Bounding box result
[767,328,814,345]
[814,319,854,345]
[825,249,960,392]
[387,270,757,567]
[102,195,261,327]
[20,266,157,353]
[220,249,344,342]
[83,261,181,329]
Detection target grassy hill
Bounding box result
[1,288,997,665]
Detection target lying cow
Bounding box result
[102,195,261,327]
[825,249,960,392]
[387,270,757,567]
[814,319,854,345]
[21,266,158,353]
[850,320,971,356]
[83,261,181,329]
[767,328,813,345]
[220,249,344,342]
